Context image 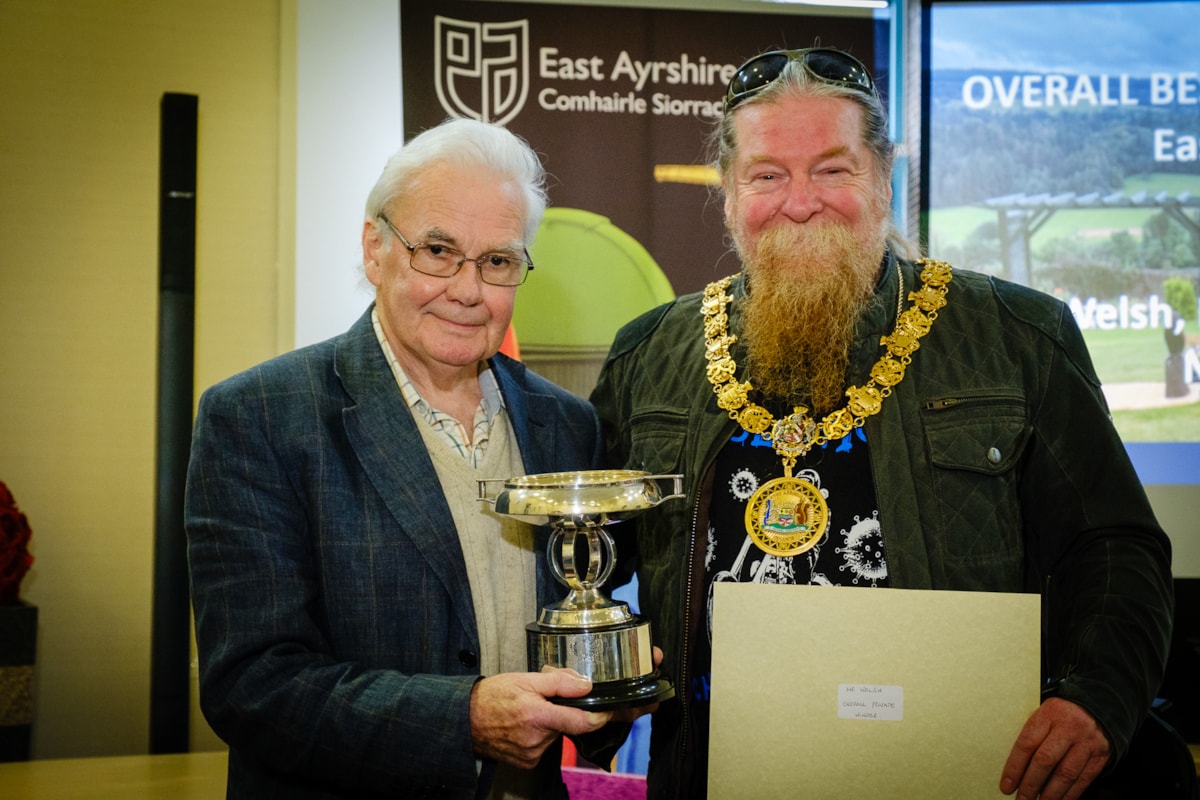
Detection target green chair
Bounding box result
[514,207,675,397]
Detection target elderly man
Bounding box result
[590,48,1173,800]
[186,118,616,799]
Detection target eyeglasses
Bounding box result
[723,48,876,113]
[377,213,534,287]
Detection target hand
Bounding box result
[1000,697,1111,800]
[469,668,613,769]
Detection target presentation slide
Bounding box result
[925,0,1200,484]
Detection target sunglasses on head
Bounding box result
[723,48,877,113]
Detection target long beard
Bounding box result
[738,222,884,414]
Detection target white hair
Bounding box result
[364,118,548,244]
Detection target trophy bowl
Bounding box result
[479,470,682,709]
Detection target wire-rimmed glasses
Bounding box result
[378,213,534,287]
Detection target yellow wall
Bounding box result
[0,0,294,757]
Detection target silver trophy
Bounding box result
[479,469,682,709]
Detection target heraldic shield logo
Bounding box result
[435,16,530,125]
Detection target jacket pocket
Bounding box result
[627,408,689,475]
[922,391,1030,563]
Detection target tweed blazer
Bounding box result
[185,306,602,799]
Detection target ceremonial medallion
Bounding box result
[744,476,829,556]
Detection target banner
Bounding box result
[400,0,885,298]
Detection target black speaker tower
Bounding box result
[151,92,197,754]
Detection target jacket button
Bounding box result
[459,650,478,668]
[987,447,1002,464]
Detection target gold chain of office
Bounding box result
[701,259,953,557]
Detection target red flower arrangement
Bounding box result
[0,481,34,605]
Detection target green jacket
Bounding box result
[591,254,1173,799]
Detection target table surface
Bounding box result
[0,750,228,799]
[0,746,1196,796]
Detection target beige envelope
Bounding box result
[710,583,1040,799]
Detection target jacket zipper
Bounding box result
[924,390,1026,412]
[675,491,702,792]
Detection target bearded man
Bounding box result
[590,48,1173,800]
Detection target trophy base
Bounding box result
[528,617,674,710]
[552,671,675,710]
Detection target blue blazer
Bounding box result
[185,307,602,798]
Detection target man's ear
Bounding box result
[362,219,384,287]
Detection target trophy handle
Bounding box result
[643,474,685,505]
[477,478,503,504]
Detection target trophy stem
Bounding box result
[549,526,615,591]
